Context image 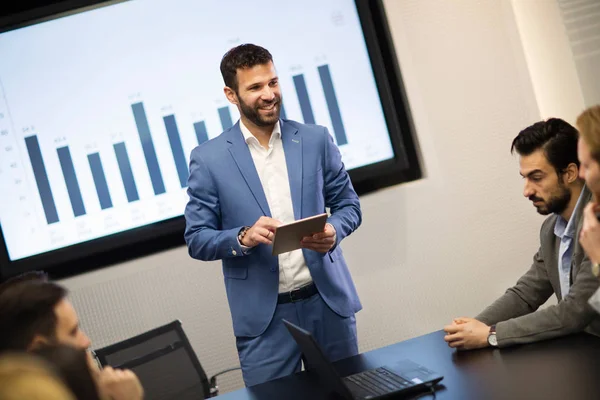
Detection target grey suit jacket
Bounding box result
[476,186,600,347]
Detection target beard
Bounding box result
[529,183,571,216]
[238,93,281,127]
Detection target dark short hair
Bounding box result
[0,271,48,291]
[33,344,101,400]
[511,118,580,175]
[0,276,67,353]
[220,44,273,92]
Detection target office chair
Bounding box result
[93,320,240,399]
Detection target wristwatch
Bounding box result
[592,263,600,278]
[237,226,250,245]
[487,325,498,347]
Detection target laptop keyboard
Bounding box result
[345,367,416,399]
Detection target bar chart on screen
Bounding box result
[20,62,346,217]
[0,60,357,261]
[0,0,394,261]
[19,99,240,221]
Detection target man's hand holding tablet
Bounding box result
[271,213,334,255]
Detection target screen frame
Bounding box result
[0,0,421,281]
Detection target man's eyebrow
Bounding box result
[520,169,545,178]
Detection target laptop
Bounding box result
[283,319,443,399]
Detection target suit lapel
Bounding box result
[281,120,302,220]
[571,185,592,274]
[548,231,563,298]
[226,123,271,217]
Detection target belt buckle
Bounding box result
[289,288,301,303]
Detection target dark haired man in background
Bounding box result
[184,44,362,386]
[443,118,600,349]
[0,272,144,400]
[0,273,91,352]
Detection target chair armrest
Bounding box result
[115,341,183,369]
[209,367,242,397]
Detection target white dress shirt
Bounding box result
[240,120,313,293]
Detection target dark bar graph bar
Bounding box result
[163,114,188,188]
[131,102,166,195]
[318,64,348,146]
[218,106,233,130]
[57,146,86,217]
[293,74,315,124]
[194,121,208,145]
[24,135,59,224]
[280,102,287,120]
[113,142,139,202]
[88,153,113,210]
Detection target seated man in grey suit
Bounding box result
[444,118,600,349]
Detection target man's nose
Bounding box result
[81,331,92,349]
[523,181,534,198]
[261,87,275,100]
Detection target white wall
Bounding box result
[557,0,600,108]
[511,0,585,124]
[62,0,574,393]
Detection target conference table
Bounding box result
[218,330,600,399]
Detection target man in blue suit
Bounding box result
[184,44,362,386]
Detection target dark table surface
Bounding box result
[218,330,600,400]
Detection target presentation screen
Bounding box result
[0,0,419,278]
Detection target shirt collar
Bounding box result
[240,119,281,147]
[554,189,586,239]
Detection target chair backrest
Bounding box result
[94,320,210,400]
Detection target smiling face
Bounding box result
[519,149,571,216]
[225,61,281,129]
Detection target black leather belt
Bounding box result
[277,282,318,304]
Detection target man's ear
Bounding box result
[27,334,50,351]
[224,86,238,105]
[565,162,580,184]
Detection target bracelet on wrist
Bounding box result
[238,226,250,245]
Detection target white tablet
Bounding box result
[271,213,328,255]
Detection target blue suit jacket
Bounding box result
[184,119,362,337]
